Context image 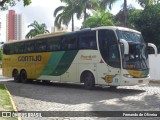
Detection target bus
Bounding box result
[2,26,157,89]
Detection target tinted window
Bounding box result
[35,39,47,52]
[98,30,120,68]
[62,35,77,50]
[25,41,35,53]
[3,44,10,55]
[48,37,62,51]
[79,31,97,50]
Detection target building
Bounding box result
[51,26,80,33]
[51,26,68,33]
[0,18,2,40]
[6,10,25,41]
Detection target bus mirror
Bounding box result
[148,43,157,56]
[119,39,129,55]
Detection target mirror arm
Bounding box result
[148,43,157,56]
[119,39,129,55]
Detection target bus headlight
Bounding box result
[123,74,134,78]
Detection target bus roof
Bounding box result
[4,26,141,44]
[91,26,141,34]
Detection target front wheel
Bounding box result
[20,70,28,83]
[110,86,117,90]
[83,72,95,90]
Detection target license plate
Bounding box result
[138,80,143,83]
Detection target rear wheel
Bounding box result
[42,80,50,84]
[110,86,117,89]
[83,72,95,90]
[20,70,28,83]
[13,70,20,82]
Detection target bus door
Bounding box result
[107,41,121,86]
[98,30,121,85]
[61,35,78,83]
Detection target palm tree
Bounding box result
[124,0,127,26]
[100,0,128,26]
[82,10,115,28]
[54,0,77,31]
[99,0,118,10]
[75,0,99,23]
[25,21,49,38]
[137,0,160,8]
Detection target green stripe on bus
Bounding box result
[51,50,78,76]
[41,50,78,76]
[41,51,65,75]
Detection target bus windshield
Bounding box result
[116,30,144,43]
[117,30,149,71]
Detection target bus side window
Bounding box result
[18,43,25,54]
[35,39,47,52]
[79,31,97,50]
[3,44,9,55]
[62,35,77,50]
[47,37,62,51]
[14,43,19,54]
[98,30,120,68]
[25,41,35,53]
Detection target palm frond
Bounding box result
[54,6,65,17]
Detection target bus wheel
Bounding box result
[20,70,28,83]
[42,80,50,84]
[110,86,117,89]
[83,72,95,90]
[13,70,20,82]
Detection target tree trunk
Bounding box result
[71,14,74,31]
[124,0,127,27]
[83,8,87,28]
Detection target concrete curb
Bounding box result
[150,80,160,84]
[4,85,21,120]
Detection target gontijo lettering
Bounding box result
[18,55,42,62]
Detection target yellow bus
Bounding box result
[2,26,157,89]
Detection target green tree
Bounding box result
[0,0,31,10]
[115,5,142,27]
[54,0,79,31]
[25,21,49,38]
[82,10,115,28]
[99,0,117,10]
[137,0,160,8]
[127,9,142,29]
[54,0,99,30]
[100,0,128,26]
[135,3,160,52]
[76,0,98,23]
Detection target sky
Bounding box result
[0,0,142,42]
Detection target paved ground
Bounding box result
[0,69,160,120]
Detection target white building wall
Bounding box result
[149,54,160,80]
[6,15,9,42]
[6,12,25,41]
[15,14,25,40]
[0,18,1,40]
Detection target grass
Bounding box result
[0,84,18,120]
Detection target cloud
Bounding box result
[9,0,64,32]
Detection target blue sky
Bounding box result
[0,0,142,42]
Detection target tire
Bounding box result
[13,70,20,82]
[42,80,50,84]
[20,70,28,83]
[110,86,117,89]
[83,72,95,90]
